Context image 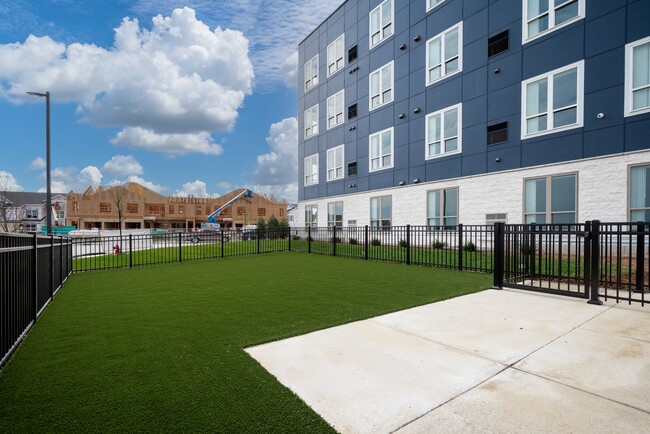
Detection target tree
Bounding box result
[108,184,130,243]
[267,215,280,239]
[257,217,267,239]
[0,176,20,233]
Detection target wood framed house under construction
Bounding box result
[66,183,287,231]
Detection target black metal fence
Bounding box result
[1,233,72,368]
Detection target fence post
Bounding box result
[257,228,261,254]
[49,235,54,300]
[493,222,504,289]
[129,234,133,268]
[406,225,411,265]
[332,225,337,257]
[364,225,369,260]
[588,220,602,305]
[288,228,292,252]
[583,220,592,299]
[59,236,63,291]
[458,223,463,271]
[635,221,645,294]
[528,223,536,278]
[308,226,311,254]
[32,233,38,323]
[178,232,182,263]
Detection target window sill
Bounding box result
[369,100,394,112]
[426,69,462,87]
[521,122,582,140]
[426,149,462,161]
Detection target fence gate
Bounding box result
[496,223,590,299]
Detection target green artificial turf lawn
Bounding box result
[0,252,491,432]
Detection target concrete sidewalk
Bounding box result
[246,289,650,433]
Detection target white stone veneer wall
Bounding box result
[297,150,650,227]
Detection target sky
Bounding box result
[0,0,342,201]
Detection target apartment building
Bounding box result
[297,0,650,228]
[0,191,67,233]
[66,183,288,230]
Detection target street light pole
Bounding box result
[26,91,52,235]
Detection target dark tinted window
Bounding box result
[348,162,357,176]
[487,122,508,144]
[488,30,509,57]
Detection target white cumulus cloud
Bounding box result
[250,117,298,201]
[0,7,254,155]
[102,155,143,176]
[39,165,103,193]
[0,170,23,191]
[174,180,218,197]
[125,175,166,194]
[29,156,46,170]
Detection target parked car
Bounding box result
[240,225,258,241]
[187,228,230,243]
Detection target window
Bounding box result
[304,154,319,186]
[369,127,394,172]
[488,30,509,57]
[523,0,584,42]
[304,104,319,138]
[369,0,393,49]
[487,122,508,145]
[304,55,319,92]
[327,90,344,129]
[522,60,584,139]
[26,208,39,219]
[305,205,318,228]
[178,205,185,215]
[196,205,202,215]
[57,210,65,219]
[237,207,246,216]
[348,45,358,63]
[327,34,345,76]
[369,61,393,110]
[327,145,345,181]
[427,0,445,12]
[370,196,391,228]
[348,162,358,177]
[205,206,210,214]
[257,208,266,217]
[524,174,577,224]
[169,205,175,214]
[625,36,650,117]
[73,202,79,212]
[426,104,461,159]
[328,202,343,227]
[99,203,111,213]
[426,23,462,85]
[127,203,138,214]
[630,165,650,221]
[348,103,357,120]
[279,208,285,217]
[427,188,458,227]
[486,213,508,225]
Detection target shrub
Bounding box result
[432,241,446,249]
[399,239,408,248]
[348,238,358,245]
[331,236,341,243]
[306,236,314,242]
[292,235,301,241]
[370,238,381,246]
[462,242,477,252]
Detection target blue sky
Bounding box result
[0,0,341,200]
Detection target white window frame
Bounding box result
[425,103,462,160]
[304,55,319,92]
[327,145,345,182]
[369,61,394,111]
[327,201,343,228]
[25,208,39,219]
[369,127,394,173]
[370,195,392,228]
[521,60,584,140]
[522,0,585,44]
[427,0,445,12]
[426,22,463,86]
[305,205,318,228]
[327,34,345,77]
[427,188,459,227]
[304,153,319,186]
[625,35,650,117]
[327,90,345,129]
[304,104,319,139]
[369,0,394,49]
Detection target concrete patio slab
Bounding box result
[580,303,650,343]
[373,289,608,365]
[515,326,650,412]
[395,369,650,434]
[246,319,505,434]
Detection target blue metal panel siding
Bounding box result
[297,0,650,202]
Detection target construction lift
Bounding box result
[201,189,254,230]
